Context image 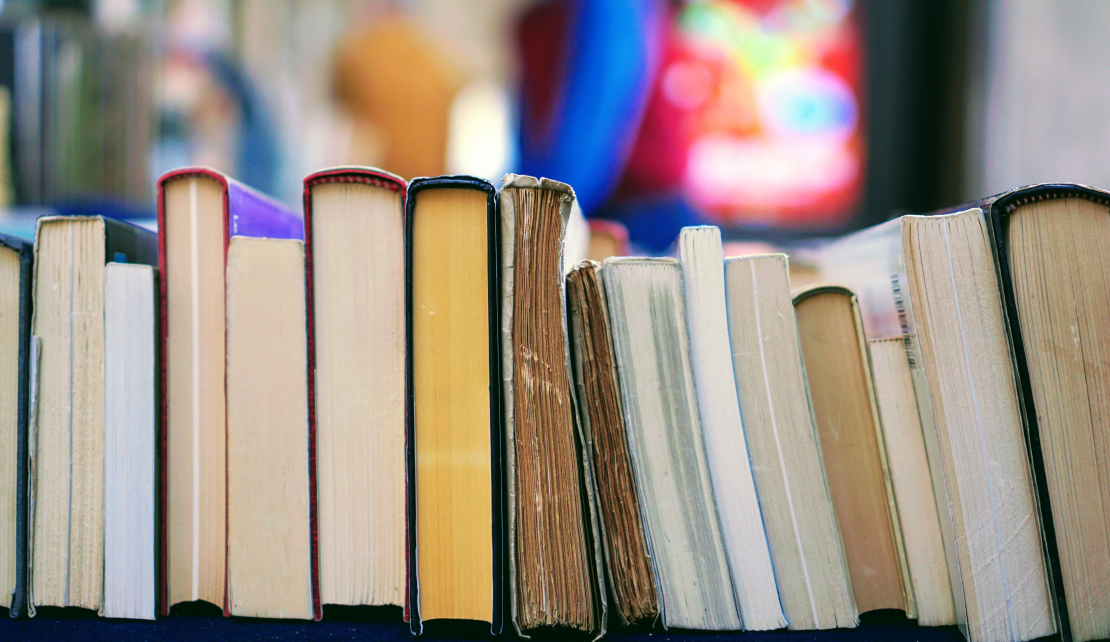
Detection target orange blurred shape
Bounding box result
[333,18,463,180]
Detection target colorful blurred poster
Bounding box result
[673,0,863,227]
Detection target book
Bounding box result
[985,185,1110,642]
[792,285,913,616]
[405,176,503,635]
[866,338,956,626]
[818,210,1055,642]
[565,261,658,626]
[103,263,156,620]
[28,215,156,614]
[723,254,857,630]
[156,168,304,616]
[499,175,605,637]
[303,167,407,609]
[677,226,784,630]
[602,257,739,630]
[0,232,31,618]
[225,236,314,620]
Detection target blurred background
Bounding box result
[1,0,1108,254]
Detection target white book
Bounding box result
[103,262,156,620]
[678,226,784,631]
[603,257,739,631]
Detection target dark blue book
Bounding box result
[0,232,32,618]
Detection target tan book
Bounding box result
[997,189,1110,642]
[566,261,658,627]
[867,338,957,627]
[724,254,857,630]
[499,175,605,637]
[793,285,913,617]
[28,216,156,614]
[304,168,407,608]
[902,210,1054,642]
[225,236,313,620]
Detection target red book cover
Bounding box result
[302,167,407,622]
[156,168,305,618]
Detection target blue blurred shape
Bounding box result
[517,0,664,215]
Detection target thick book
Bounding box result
[817,210,1055,642]
[0,232,31,618]
[565,261,658,627]
[982,184,1110,642]
[156,168,309,618]
[677,227,784,630]
[499,175,606,639]
[303,167,407,609]
[602,257,739,631]
[405,176,503,636]
[723,254,857,630]
[792,285,914,617]
[28,216,157,615]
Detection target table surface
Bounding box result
[1,606,969,642]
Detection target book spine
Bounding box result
[155,179,170,618]
[301,179,322,623]
[11,243,32,618]
[984,192,1089,642]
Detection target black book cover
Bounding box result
[404,176,503,636]
[982,183,1110,642]
[1,232,31,618]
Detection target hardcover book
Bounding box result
[303,167,407,609]
[0,233,31,618]
[156,168,309,617]
[405,176,503,635]
[225,236,314,620]
[792,285,914,618]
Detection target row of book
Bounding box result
[0,168,1106,642]
[1,15,155,206]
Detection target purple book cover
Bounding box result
[227,179,303,242]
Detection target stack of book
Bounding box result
[1,16,155,207]
[0,169,1107,642]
